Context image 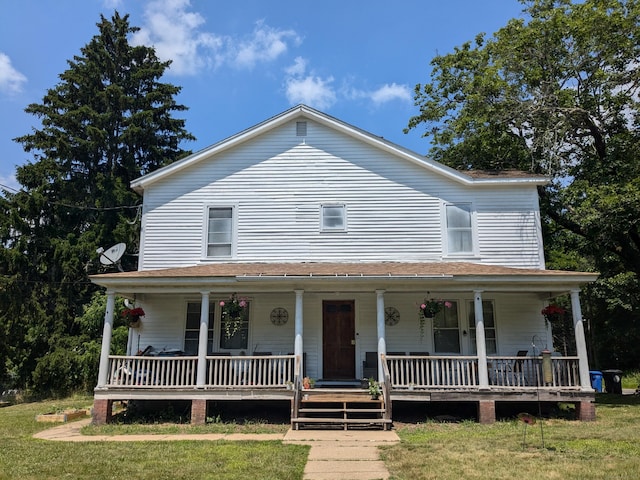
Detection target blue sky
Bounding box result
[0,0,525,192]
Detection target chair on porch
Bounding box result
[511,350,530,386]
[363,352,378,380]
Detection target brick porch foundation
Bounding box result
[478,400,496,424]
[92,399,114,425]
[576,400,596,421]
[191,399,207,425]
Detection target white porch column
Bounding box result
[196,291,210,387]
[571,289,593,391]
[473,290,490,388]
[96,290,116,388]
[294,290,304,377]
[376,290,387,382]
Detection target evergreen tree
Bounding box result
[0,12,194,393]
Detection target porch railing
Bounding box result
[109,355,197,388]
[488,355,581,389]
[386,354,582,390]
[107,354,296,388]
[386,354,479,388]
[206,355,296,387]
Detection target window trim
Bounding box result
[443,202,477,257]
[320,203,347,232]
[204,205,237,258]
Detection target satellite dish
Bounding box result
[97,243,126,271]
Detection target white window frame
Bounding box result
[204,205,236,258]
[443,202,476,256]
[320,204,347,232]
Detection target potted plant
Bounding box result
[368,377,381,400]
[302,377,315,389]
[121,307,145,328]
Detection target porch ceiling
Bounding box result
[90,261,598,295]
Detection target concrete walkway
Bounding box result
[34,419,400,479]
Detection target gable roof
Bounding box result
[130,104,549,193]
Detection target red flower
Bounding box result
[541,304,566,317]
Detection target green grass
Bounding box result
[3,394,640,479]
[383,395,640,480]
[0,397,308,480]
[622,370,640,389]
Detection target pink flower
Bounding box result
[444,301,453,308]
[420,304,426,310]
[219,301,225,307]
[239,300,247,307]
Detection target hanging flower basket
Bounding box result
[220,293,248,339]
[122,307,145,328]
[417,297,452,339]
[541,304,566,327]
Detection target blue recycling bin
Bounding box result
[589,371,603,392]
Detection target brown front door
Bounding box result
[322,300,355,379]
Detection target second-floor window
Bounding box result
[445,203,473,254]
[207,207,233,257]
[321,204,346,231]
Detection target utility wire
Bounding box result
[1,183,141,211]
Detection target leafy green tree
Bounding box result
[407,0,640,368]
[0,12,194,393]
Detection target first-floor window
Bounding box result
[468,300,497,354]
[184,302,215,355]
[433,301,460,353]
[220,300,250,350]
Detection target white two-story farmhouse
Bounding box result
[90,105,598,428]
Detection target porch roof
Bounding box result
[90,262,598,294]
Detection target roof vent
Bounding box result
[296,121,307,137]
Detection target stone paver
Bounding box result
[283,430,400,480]
[34,419,400,480]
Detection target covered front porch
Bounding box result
[91,262,598,426]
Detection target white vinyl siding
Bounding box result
[207,207,233,257]
[139,119,544,269]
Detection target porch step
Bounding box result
[293,389,390,431]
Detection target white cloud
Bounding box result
[284,57,336,109]
[132,1,300,75]
[0,53,27,96]
[232,20,301,69]
[370,83,412,105]
[132,0,224,75]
